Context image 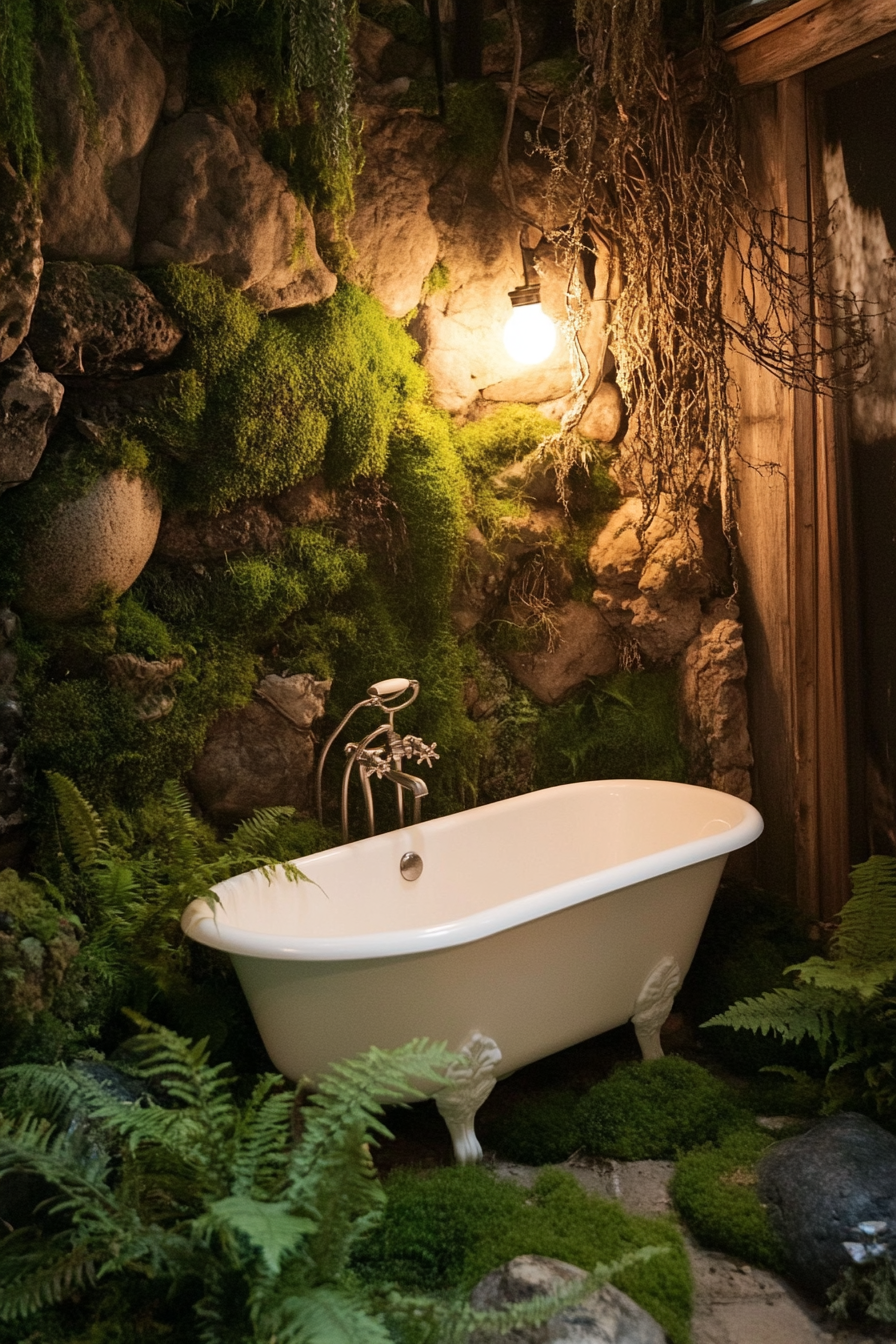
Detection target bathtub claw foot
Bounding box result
[435,1032,502,1164]
[632,956,681,1060]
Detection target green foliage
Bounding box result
[0,0,94,181]
[144,271,426,510]
[0,1020,466,1343]
[479,1089,582,1166]
[535,672,688,787]
[355,1164,692,1344]
[671,1128,787,1271]
[576,1057,747,1161]
[704,855,896,1120]
[444,81,505,167]
[685,882,818,1075]
[361,0,429,45]
[421,260,450,297]
[387,405,467,628]
[828,1252,896,1325]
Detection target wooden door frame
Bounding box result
[722,5,896,917]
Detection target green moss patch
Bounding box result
[142,270,426,512]
[479,1088,583,1166]
[671,1128,786,1271]
[354,1164,693,1344]
[576,1057,748,1160]
[535,672,688,788]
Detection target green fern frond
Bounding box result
[259,1285,394,1344]
[832,855,896,965]
[0,1232,98,1320]
[228,807,296,856]
[46,771,108,868]
[229,1075,294,1199]
[790,955,896,999]
[703,985,844,1051]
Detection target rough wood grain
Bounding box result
[727,0,896,88]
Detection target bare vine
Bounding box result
[535,0,873,541]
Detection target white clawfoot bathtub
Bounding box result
[182,780,762,1161]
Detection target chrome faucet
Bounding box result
[315,678,439,842]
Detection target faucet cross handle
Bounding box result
[401,735,440,768]
[346,743,394,780]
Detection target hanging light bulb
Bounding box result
[503,241,556,366]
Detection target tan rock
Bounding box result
[577,380,624,442]
[0,348,64,493]
[680,599,753,800]
[20,470,162,620]
[501,600,618,704]
[188,674,331,825]
[589,497,726,664]
[0,158,42,363]
[347,108,442,317]
[470,1253,666,1344]
[39,1,166,264]
[27,262,182,376]
[136,113,336,310]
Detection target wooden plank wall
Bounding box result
[727,77,850,917]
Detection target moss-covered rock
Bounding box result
[354,1164,693,1344]
[576,1057,748,1161]
[671,1128,787,1270]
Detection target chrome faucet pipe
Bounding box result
[315,678,420,824]
[385,769,429,827]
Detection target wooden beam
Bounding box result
[725,0,896,87]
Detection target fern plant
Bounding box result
[705,856,896,1119]
[0,1020,660,1343]
[41,772,308,1034]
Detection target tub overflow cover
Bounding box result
[400,851,423,881]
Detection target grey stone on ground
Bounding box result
[0,157,43,363]
[137,112,336,310]
[188,674,330,826]
[19,470,162,619]
[469,1254,666,1343]
[500,600,618,704]
[27,262,182,375]
[38,0,166,264]
[0,346,64,492]
[757,1112,896,1298]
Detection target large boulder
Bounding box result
[188,673,331,826]
[136,112,336,310]
[501,601,618,705]
[27,262,182,376]
[577,381,625,443]
[679,599,752,800]
[0,347,64,493]
[19,470,162,620]
[0,158,42,363]
[757,1112,896,1298]
[347,106,442,318]
[588,497,728,664]
[469,1254,666,1343]
[38,1,166,264]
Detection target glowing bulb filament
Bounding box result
[503,301,556,366]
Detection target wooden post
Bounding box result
[728,75,850,916]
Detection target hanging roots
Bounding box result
[536,0,873,544]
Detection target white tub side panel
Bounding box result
[232,856,725,1082]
